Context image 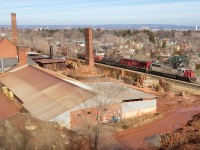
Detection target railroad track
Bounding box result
[148,72,200,92]
[67,57,200,94]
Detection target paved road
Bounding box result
[115,107,200,150]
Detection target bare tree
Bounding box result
[73,82,127,150]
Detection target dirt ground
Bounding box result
[0,113,90,150]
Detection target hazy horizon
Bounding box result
[0,24,198,26]
[1,0,200,25]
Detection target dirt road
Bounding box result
[115,107,200,150]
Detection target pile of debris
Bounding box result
[160,113,200,149]
[145,113,200,149]
[0,113,90,150]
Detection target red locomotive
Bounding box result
[150,63,196,82]
[118,58,152,72]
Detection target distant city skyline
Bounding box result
[1,0,200,25]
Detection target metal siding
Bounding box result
[121,100,156,113]
[51,111,71,128]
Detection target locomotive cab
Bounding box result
[183,69,197,82]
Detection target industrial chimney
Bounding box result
[18,46,27,66]
[85,28,94,68]
[49,45,54,59]
[11,13,18,46]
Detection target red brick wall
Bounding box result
[0,38,17,58]
[70,103,121,130]
[18,46,27,66]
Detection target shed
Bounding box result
[35,59,66,70]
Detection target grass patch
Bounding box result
[99,113,163,135]
[195,70,200,77]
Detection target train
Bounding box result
[77,53,197,82]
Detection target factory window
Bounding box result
[87,111,92,114]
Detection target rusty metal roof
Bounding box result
[0,65,95,121]
[0,91,20,121]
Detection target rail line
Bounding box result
[67,57,200,94]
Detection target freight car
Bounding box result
[150,63,196,82]
[101,57,119,66]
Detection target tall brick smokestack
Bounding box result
[11,13,18,46]
[18,46,27,66]
[85,28,94,68]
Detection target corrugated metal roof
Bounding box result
[85,82,156,103]
[34,66,93,91]
[0,91,20,121]
[0,65,95,121]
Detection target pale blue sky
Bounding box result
[0,0,200,25]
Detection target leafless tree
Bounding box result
[74,82,127,150]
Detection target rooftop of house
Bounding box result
[165,55,190,64]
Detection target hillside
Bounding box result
[0,113,90,150]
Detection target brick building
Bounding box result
[53,82,157,130]
[0,38,17,58]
